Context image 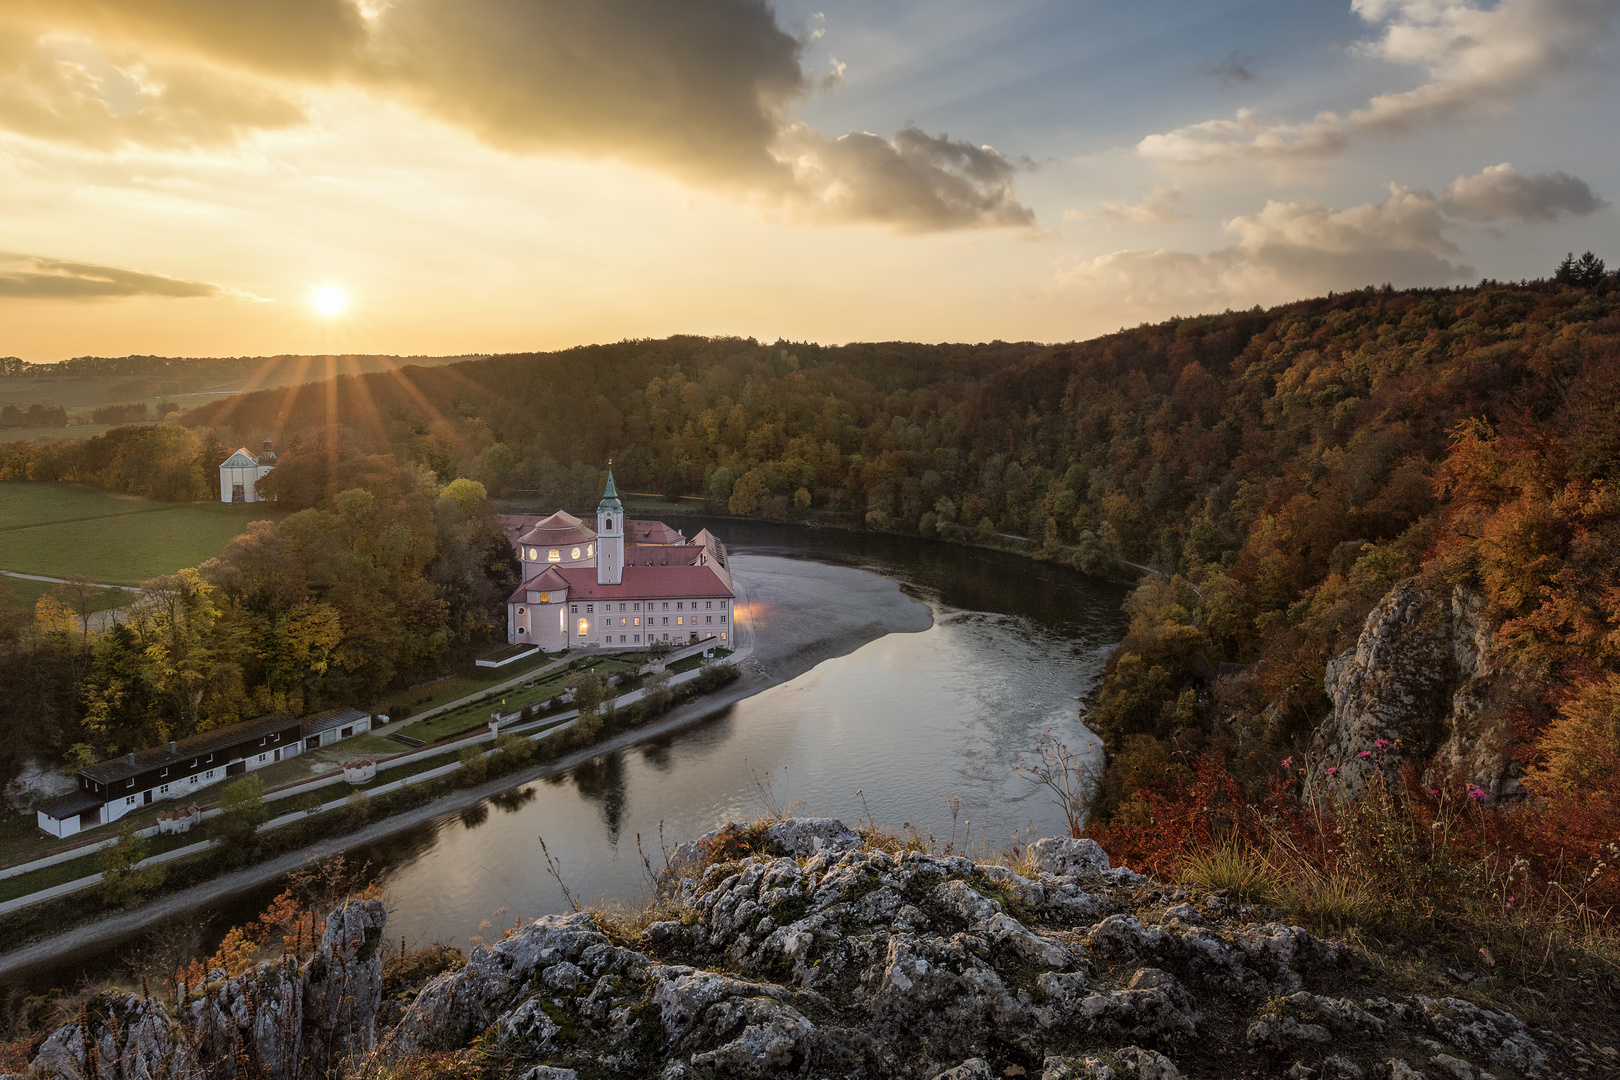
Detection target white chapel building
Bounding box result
[502,467,735,651]
[219,437,277,503]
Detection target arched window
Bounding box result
[587,543,594,557]
[604,517,613,530]
[577,618,588,637]
[548,549,560,562]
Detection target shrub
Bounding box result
[458,745,488,784]
[98,823,165,907]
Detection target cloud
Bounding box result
[1140,0,1616,163]
[1057,184,1474,313]
[773,124,1034,230]
[0,252,244,299]
[0,0,1032,232]
[1441,162,1607,221]
[0,29,305,151]
[1206,52,1258,88]
[1067,186,1188,224]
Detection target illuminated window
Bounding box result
[571,546,581,559]
[721,632,727,641]
[577,619,588,636]
[527,548,537,560]
[677,616,684,625]
[619,617,626,626]
[587,543,594,557]
[548,549,560,562]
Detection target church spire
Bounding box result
[596,460,623,585]
[598,459,623,512]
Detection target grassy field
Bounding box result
[395,654,642,744]
[0,483,280,585]
[0,574,130,613]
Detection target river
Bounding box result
[9,521,1130,992]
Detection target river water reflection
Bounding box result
[17,522,1129,986]
[371,521,1130,949]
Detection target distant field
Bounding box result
[0,574,129,613]
[0,483,280,585]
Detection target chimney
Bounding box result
[169,741,177,753]
[127,752,136,765]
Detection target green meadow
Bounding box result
[0,483,280,585]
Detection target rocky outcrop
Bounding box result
[1314,578,1524,798]
[14,825,1554,1080]
[24,896,387,1080]
[381,825,1543,1078]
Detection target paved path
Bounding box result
[0,571,139,591]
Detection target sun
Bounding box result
[310,285,349,317]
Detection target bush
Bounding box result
[212,775,270,859]
[458,745,488,784]
[98,823,165,907]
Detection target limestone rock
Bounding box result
[1028,836,1110,878]
[929,1058,993,1080]
[1314,579,1523,799]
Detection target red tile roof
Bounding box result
[556,564,732,601]
[507,565,572,603]
[628,519,684,545]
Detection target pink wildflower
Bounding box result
[1374,738,1390,748]
[1281,756,1293,769]
[1506,896,1515,909]
[1468,786,1486,800]
[1357,750,1372,759]
[1325,766,1339,777]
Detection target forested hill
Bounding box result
[7,281,1619,848]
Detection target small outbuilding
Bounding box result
[300,708,372,751]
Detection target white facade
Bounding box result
[597,471,624,585]
[219,438,277,503]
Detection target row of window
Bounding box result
[525,544,594,562]
[575,599,725,614]
[604,632,727,644]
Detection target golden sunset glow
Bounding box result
[0,0,1611,360]
[310,286,349,319]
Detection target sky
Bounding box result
[1,0,1616,361]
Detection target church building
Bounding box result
[219,438,277,503]
[501,467,735,651]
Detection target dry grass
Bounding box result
[1178,841,1282,905]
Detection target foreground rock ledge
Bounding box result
[12,820,1551,1080]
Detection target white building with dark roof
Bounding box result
[501,466,735,652]
[219,437,277,503]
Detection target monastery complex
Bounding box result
[498,468,735,652]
